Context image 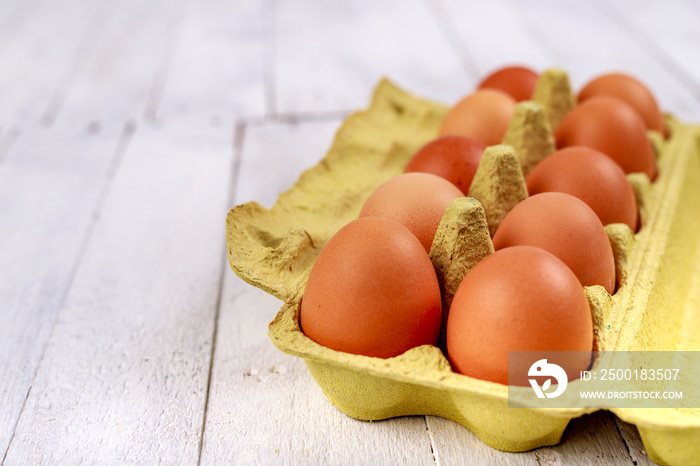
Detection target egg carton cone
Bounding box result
[226,71,700,466]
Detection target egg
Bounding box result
[478,65,539,102]
[555,96,657,181]
[404,136,486,194]
[526,146,638,230]
[446,246,593,385]
[439,89,517,146]
[359,172,464,252]
[300,217,442,358]
[578,72,664,134]
[492,192,616,294]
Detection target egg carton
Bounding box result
[226,71,700,466]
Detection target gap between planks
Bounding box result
[143,0,191,122]
[3,116,236,463]
[197,120,246,466]
[1,121,136,464]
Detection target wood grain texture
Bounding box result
[428,411,635,465]
[155,0,268,121]
[53,0,188,124]
[3,118,232,464]
[502,0,700,120]
[0,0,112,126]
[615,418,655,466]
[274,0,469,115]
[0,121,127,458]
[1,1,699,463]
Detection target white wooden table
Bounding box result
[2,0,700,464]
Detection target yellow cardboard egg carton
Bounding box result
[226,70,700,466]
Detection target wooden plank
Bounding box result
[0,120,128,458]
[428,411,634,465]
[201,120,437,464]
[594,0,700,115]
[542,412,634,464]
[0,0,112,126]
[2,117,233,464]
[234,118,343,209]
[430,0,553,80]
[274,0,469,115]
[615,418,654,466]
[49,0,188,124]
[154,0,267,121]
[500,0,700,120]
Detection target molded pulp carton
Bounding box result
[226,73,700,466]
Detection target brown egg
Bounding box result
[526,146,638,230]
[300,217,442,358]
[578,72,664,134]
[555,96,657,181]
[359,172,464,252]
[478,65,539,102]
[446,246,593,385]
[439,89,517,146]
[404,136,486,194]
[492,192,616,294]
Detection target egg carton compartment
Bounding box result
[226,73,700,466]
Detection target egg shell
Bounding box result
[300,216,442,358]
[578,72,664,134]
[404,135,485,194]
[439,89,517,146]
[526,146,639,230]
[446,246,593,386]
[492,192,616,294]
[359,172,464,252]
[478,65,539,102]
[555,96,657,181]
